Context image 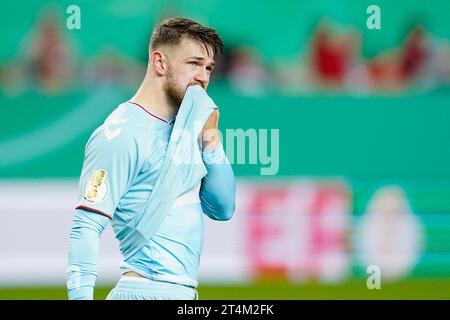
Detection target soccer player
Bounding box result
[67,17,236,300]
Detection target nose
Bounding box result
[194,68,209,89]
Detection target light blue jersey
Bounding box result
[67,100,236,300]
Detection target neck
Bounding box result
[131,73,178,119]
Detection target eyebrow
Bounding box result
[186,56,216,67]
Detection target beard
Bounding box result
[163,69,185,109]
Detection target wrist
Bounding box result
[68,285,94,300]
[202,143,227,165]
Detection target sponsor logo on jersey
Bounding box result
[84,169,108,203]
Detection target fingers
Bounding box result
[212,109,219,122]
[203,110,219,132]
[212,109,219,126]
[207,109,219,123]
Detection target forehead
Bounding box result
[172,37,215,62]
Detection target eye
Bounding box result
[188,61,197,66]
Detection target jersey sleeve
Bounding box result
[200,144,236,221]
[75,125,142,219]
[67,208,109,300]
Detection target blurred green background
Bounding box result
[1,0,450,299]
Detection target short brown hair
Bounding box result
[150,17,224,58]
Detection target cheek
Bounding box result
[169,64,197,88]
[180,64,198,80]
[168,70,185,86]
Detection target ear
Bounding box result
[150,51,166,76]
